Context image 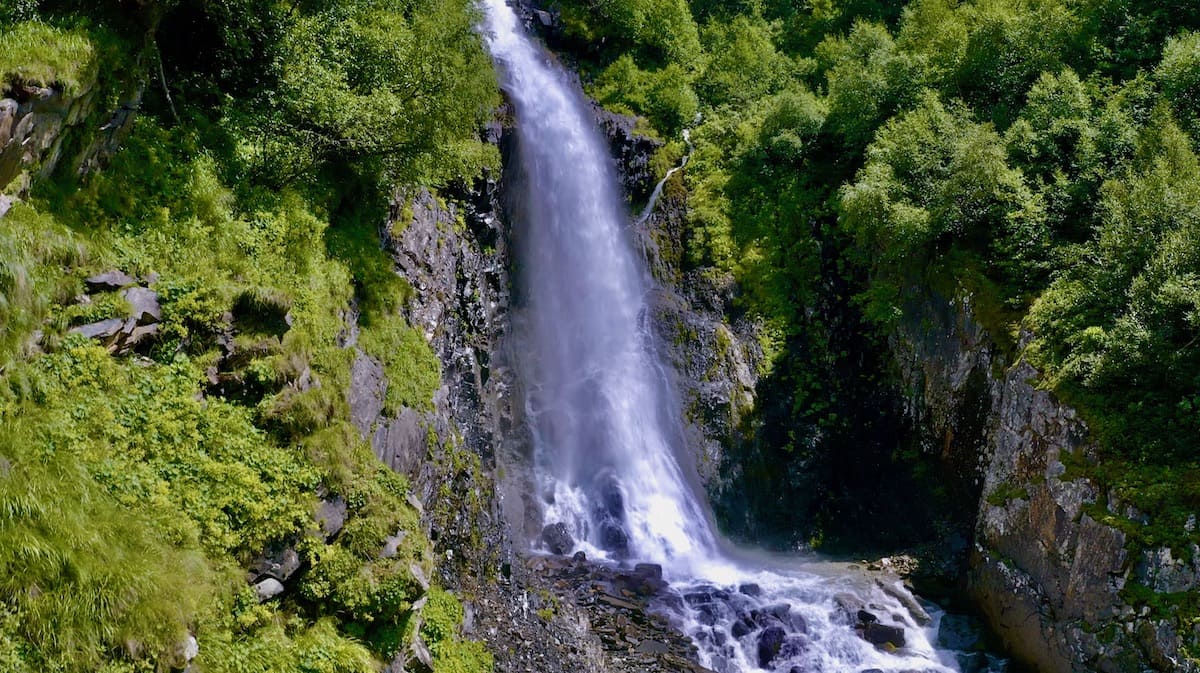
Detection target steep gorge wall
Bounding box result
[895,291,1200,673]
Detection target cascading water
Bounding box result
[479,3,1003,672]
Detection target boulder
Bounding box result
[615,562,667,597]
[540,522,574,555]
[125,323,159,348]
[410,562,430,592]
[0,98,17,147]
[878,580,932,626]
[779,634,809,660]
[122,286,161,324]
[411,635,434,673]
[69,318,124,340]
[180,635,199,662]
[860,622,906,648]
[254,578,284,602]
[85,270,135,293]
[598,520,629,557]
[738,583,761,597]
[757,625,787,667]
[316,497,347,539]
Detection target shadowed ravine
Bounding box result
[478,2,1003,671]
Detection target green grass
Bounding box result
[0,203,86,371]
[0,21,97,95]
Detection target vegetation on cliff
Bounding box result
[0,1,497,671]
[550,0,1200,568]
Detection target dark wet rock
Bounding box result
[731,618,753,639]
[860,622,906,648]
[857,609,878,624]
[751,603,804,632]
[590,104,662,202]
[937,613,983,651]
[598,520,630,557]
[614,563,667,597]
[738,583,761,597]
[955,652,990,673]
[540,522,574,555]
[85,270,136,292]
[779,634,809,659]
[684,587,730,605]
[756,625,787,667]
[877,580,932,626]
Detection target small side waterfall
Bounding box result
[479,3,1001,671]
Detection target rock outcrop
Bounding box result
[894,290,1200,673]
[0,74,143,196]
[67,271,162,355]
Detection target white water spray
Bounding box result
[478,3,999,671]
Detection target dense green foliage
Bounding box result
[547,0,1200,555]
[0,1,496,671]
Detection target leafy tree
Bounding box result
[841,92,1044,320]
[1156,31,1200,140]
[697,16,796,107]
[817,20,925,149]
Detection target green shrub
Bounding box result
[359,317,440,415]
[422,588,493,673]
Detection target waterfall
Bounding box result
[479,3,999,671]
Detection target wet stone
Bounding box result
[780,634,809,658]
[860,622,906,648]
[540,522,575,555]
[756,625,787,667]
[738,583,761,597]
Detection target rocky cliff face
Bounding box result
[0,71,143,203]
[895,291,1200,673]
[342,109,738,672]
[626,141,763,501]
